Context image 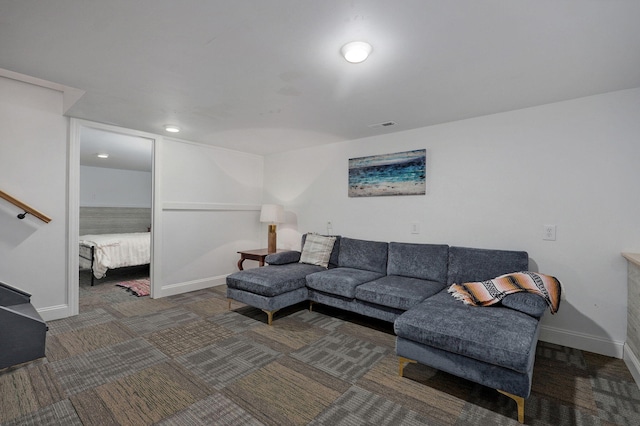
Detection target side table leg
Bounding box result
[237,256,245,271]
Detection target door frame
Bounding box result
[67,118,162,315]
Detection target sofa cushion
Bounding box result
[338,237,388,274]
[447,246,528,285]
[355,275,446,311]
[299,234,337,268]
[306,267,384,298]
[387,242,449,282]
[394,289,540,373]
[226,263,324,297]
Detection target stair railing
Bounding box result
[0,190,52,223]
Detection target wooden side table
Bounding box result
[237,248,285,270]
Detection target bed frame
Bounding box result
[79,244,98,286]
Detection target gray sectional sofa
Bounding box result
[226,235,548,423]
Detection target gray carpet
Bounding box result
[1,267,639,425]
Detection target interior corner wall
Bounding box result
[0,76,68,319]
[263,87,640,358]
[80,166,152,207]
[157,138,264,297]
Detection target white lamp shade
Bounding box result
[260,204,284,223]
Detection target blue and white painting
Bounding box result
[348,149,426,197]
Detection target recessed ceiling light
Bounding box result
[96,153,109,159]
[164,125,180,133]
[341,41,372,63]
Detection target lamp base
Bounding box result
[267,224,277,253]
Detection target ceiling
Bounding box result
[80,127,152,172]
[2,1,640,156]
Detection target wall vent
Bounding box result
[368,121,397,129]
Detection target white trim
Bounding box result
[162,202,261,211]
[150,132,163,299]
[156,275,227,298]
[80,203,152,208]
[539,324,624,358]
[0,67,85,113]
[624,343,640,390]
[37,304,73,322]
[68,119,81,317]
[69,119,160,312]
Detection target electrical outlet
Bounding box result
[543,225,556,241]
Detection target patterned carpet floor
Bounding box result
[1,267,639,425]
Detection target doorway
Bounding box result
[68,119,160,315]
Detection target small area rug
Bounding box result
[116,278,150,297]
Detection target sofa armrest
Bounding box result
[501,292,547,318]
[265,251,301,265]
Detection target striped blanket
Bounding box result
[448,271,562,314]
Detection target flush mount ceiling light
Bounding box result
[164,125,180,133]
[96,153,109,159]
[341,41,372,63]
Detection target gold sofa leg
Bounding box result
[497,390,525,424]
[309,301,315,312]
[227,299,232,310]
[398,356,417,377]
[261,309,278,326]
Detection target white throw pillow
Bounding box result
[299,234,337,268]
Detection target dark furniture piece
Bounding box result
[226,234,549,423]
[238,249,269,271]
[0,281,47,370]
[237,248,285,271]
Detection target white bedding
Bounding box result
[79,232,150,279]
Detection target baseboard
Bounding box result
[624,343,640,390]
[539,325,624,359]
[37,304,73,322]
[157,274,227,298]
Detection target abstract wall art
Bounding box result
[348,149,426,197]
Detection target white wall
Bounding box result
[0,73,265,317]
[80,166,152,207]
[264,88,640,358]
[0,76,68,317]
[157,138,264,297]
[3,67,637,361]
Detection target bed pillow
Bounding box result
[299,234,337,268]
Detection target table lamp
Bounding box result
[260,204,284,253]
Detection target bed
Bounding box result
[79,232,151,286]
[79,206,151,285]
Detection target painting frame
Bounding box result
[348,149,426,198]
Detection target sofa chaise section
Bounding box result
[226,234,341,325]
[226,261,322,325]
[394,246,540,423]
